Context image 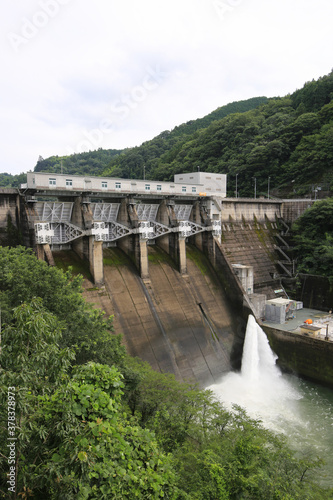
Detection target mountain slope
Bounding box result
[2,72,332,197]
[104,71,333,198]
[102,97,268,179]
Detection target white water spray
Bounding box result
[241,314,279,381]
[209,314,333,485]
[209,315,301,432]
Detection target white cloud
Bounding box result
[0,0,332,174]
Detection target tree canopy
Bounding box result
[1,247,332,498]
[102,71,333,198]
[0,246,125,366]
[292,198,333,279]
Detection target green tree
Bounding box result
[0,299,75,498]
[32,364,177,499]
[292,198,333,278]
[123,359,330,499]
[0,246,125,366]
[0,301,178,499]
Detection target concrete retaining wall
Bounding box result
[220,199,281,222]
[263,324,333,387]
[281,199,314,225]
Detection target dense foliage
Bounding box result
[29,97,266,180]
[292,198,333,279]
[0,300,175,499]
[0,246,125,366]
[0,173,27,188]
[1,247,332,498]
[99,97,267,180]
[33,149,122,177]
[103,71,333,198]
[2,72,333,198]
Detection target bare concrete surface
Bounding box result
[82,245,236,386]
[220,220,281,298]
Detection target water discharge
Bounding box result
[209,314,333,486]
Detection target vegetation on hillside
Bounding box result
[30,97,267,180]
[0,149,122,188]
[33,148,122,176]
[292,198,333,280]
[103,71,333,198]
[2,72,333,198]
[99,97,267,179]
[0,173,27,189]
[1,246,332,499]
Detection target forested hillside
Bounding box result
[2,72,333,197]
[292,198,333,279]
[104,71,333,198]
[99,97,268,180]
[0,172,27,188]
[31,97,266,179]
[0,97,266,186]
[0,149,122,188]
[0,246,331,499]
[34,148,121,176]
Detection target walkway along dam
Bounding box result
[2,171,333,387]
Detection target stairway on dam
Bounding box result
[55,245,240,387]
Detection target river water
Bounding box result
[209,315,333,487]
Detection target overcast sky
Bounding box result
[2,0,332,175]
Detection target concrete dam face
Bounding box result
[56,245,244,387]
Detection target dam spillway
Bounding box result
[2,177,323,385]
[64,245,239,386]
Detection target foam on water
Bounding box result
[209,315,333,485]
[210,315,301,433]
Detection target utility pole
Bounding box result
[143,165,145,181]
[235,173,238,198]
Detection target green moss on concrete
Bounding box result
[103,248,130,267]
[53,250,93,281]
[147,246,176,268]
[186,244,211,276]
[252,222,279,265]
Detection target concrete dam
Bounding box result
[2,171,322,386]
[79,245,238,387]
